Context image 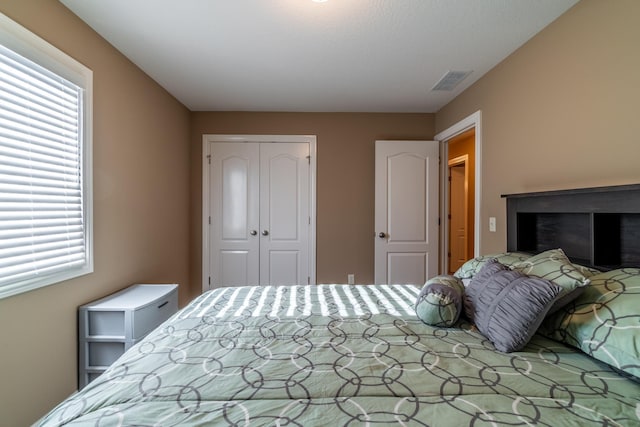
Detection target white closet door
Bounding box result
[259,143,310,285]
[374,140,439,285]
[210,143,260,286]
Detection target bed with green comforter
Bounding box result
[38,282,639,426]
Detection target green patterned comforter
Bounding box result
[38,285,639,426]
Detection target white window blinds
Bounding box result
[0,23,92,298]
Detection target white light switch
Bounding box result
[489,217,497,232]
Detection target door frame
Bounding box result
[447,155,469,273]
[435,110,482,274]
[202,134,317,292]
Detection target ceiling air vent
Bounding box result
[431,70,472,91]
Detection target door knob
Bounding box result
[262,230,269,236]
[378,232,386,238]
[250,230,257,236]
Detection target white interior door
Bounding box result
[210,143,260,287]
[375,140,439,285]
[259,143,310,285]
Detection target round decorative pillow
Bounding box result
[414,275,465,327]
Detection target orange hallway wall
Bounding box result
[448,132,476,259]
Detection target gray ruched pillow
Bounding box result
[465,259,562,353]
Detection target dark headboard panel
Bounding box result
[501,184,640,270]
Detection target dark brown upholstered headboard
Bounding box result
[501,184,640,270]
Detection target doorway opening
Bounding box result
[447,129,475,273]
[435,111,482,275]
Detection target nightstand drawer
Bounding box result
[132,289,178,339]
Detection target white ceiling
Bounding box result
[60,0,579,113]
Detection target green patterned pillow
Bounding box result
[511,248,590,312]
[454,252,530,279]
[572,263,601,278]
[540,268,640,379]
[415,275,465,327]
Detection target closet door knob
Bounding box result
[250,230,257,236]
[262,230,269,236]
[378,232,386,238]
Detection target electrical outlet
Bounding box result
[347,274,355,285]
[489,217,497,232]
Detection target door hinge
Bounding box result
[307,276,310,285]
[448,214,451,219]
[306,155,311,164]
[438,218,441,225]
[208,276,211,285]
[208,216,211,225]
[206,154,211,164]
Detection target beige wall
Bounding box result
[0,1,191,425]
[191,112,435,290]
[436,0,640,254]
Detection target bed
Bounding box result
[37,185,640,426]
[38,279,639,426]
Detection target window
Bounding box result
[0,13,92,299]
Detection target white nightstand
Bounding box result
[78,284,178,389]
